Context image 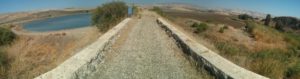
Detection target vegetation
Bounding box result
[203,21,300,79]
[0,27,15,79]
[157,7,300,78]
[264,14,271,26]
[92,1,128,32]
[215,41,244,56]
[191,23,208,33]
[239,22,300,78]
[273,16,300,30]
[287,61,300,79]
[238,14,253,20]
[218,25,228,33]
[244,22,255,38]
[275,20,284,31]
[151,6,165,16]
[0,27,16,46]
[132,5,139,17]
[0,49,8,77]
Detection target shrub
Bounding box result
[275,20,284,31]
[196,23,208,32]
[92,1,128,32]
[191,23,198,28]
[286,61,300,78]
[190,23,208,33]
[132,5,139,16]
[0,27,16,45]
[238,14,253,20]
[264,14,271,26]
[273,16,300,30]
[151,6,164,16]
[245,22,255,33]
[218,25,228,33]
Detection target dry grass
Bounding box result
[250,23,288,52]
[163,10,245,28]
[0,49,8,79]
[4,27,99,79]
[250,58,286,79]
[162,7,300,78]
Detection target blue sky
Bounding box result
[0,0,299,18]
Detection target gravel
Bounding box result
[84,11,205,79]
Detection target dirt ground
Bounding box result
[4,26,100,79]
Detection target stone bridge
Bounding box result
[35,11,268,79]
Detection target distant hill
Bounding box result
[147,3,267,19]
[209,9,267,19]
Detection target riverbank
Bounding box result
[0,9,90,25]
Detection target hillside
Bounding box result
[154,5,300,79]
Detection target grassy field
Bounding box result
[154,6,300,79]
[0,26,16,79]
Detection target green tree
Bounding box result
[275,20,284,31]
[92,1,128,32]
[264,14,271,26]
[238,14,253,20]
[190,23,208,33]
[0,27,16,45]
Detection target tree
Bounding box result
[238,14,253,20]
[264,14,271,26]
[275,20,284,31]
[273,16,299,30]
[0,27,16,45]
[92,1,128,32]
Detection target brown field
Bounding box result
[3,27,99,79]
[0,24,99,79]
[158,6,299,79]
[163,9,245,28]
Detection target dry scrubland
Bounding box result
[154,6,300,79]
[0,9,99,78]
[0,27,99,79]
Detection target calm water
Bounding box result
[23,13,92,32]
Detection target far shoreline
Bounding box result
[12,25,97,36]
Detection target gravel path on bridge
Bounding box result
[85,11,205,79]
